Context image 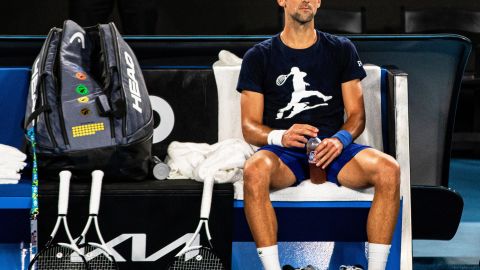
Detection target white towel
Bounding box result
[0,160,27,172]
[213,51,245,142]
[354,64,384,151]
[166,138,254,183]
[0,169,21,181]
[0,144,27,183]
[218,50,243,66]
[0,179,20,184]
[234,180,374,201]
[0,144,27,161]
[166,142,213,179]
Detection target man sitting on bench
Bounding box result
[236,0,400,269]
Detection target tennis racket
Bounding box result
[167,176,225,270]
[76,170,118,270]
[28,170,89,270]
[276,72,292,86]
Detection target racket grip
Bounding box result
[90,170,104,215]
[58,170,71,215]
[200,177,215,219]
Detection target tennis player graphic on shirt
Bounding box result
[276,66,332,119]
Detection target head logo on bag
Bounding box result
[24,20,153,181]
[124,51,142,114]
[69,32,86,49]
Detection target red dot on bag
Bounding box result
[76,72,87,80]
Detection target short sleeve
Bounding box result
[340,38,367,83]
[236,46,265,93]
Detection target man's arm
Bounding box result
[314,79,365,168]
[241,90,270,146]
[241,90,318,148]
[339,79,366,139]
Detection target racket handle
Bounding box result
[90,170,104,215]
[200,177,215,219]
[58,170,71,215]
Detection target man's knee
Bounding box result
[372,154,401,192]
[243,156,276,197]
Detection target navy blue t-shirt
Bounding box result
[236,30,367,138]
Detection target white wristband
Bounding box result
[267,130,286,147]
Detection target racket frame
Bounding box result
[75,170,118,266]
[28,170,88,269]
[175,177,215,257]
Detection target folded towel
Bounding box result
[0,170,21,181]
[0,161,27,173]
[0,179,20,184]
[0,144,27,161]
[0,156,27,184]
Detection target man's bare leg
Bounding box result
[243,150,297,269]
[337,148,400,269]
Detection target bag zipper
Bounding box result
[52,29,70,148]
[38,29,59,149]
[109,22,127,138]
[98,26,115,139]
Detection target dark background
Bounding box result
[1,0,480,35]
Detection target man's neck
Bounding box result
[280,23,317,49]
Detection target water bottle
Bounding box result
[152,156,171,180]
[306,137,326,184]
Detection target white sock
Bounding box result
[368,243,391,270]
[257,245,282,270]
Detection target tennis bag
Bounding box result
[24,20,153,181]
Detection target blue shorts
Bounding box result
[258,143,370,186]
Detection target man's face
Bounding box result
[282,0,320,24]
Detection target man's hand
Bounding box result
[313,137,343,169]
[281,124,318,148]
